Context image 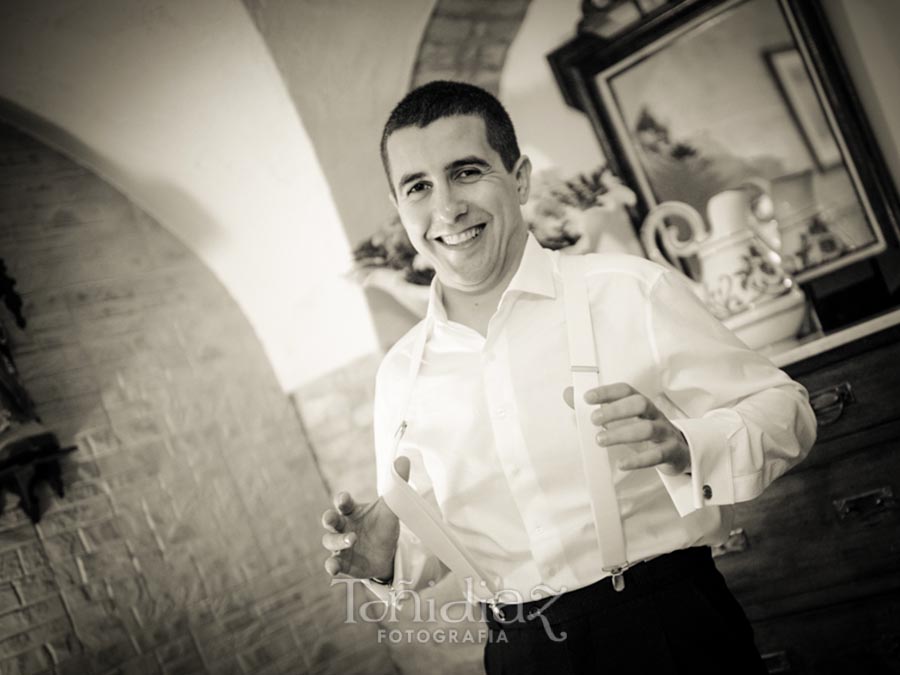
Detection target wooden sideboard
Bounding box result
[714,319,900,673]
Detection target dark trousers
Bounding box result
[483,547,767,675]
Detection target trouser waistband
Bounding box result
[484,546,715,629]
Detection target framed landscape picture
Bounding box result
[549,0,899,282]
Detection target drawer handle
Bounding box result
[761,650,791,673]
[833,486,897,521]
[711,527,750,558]
[809,381,854,427]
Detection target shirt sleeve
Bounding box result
[363,355,449,603]
[648,271,817,516]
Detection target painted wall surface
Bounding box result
[241,0,437,352]
[0,0,379,392]
[242,0,437,249]
[823,0,900,197]
[500,0,603,176]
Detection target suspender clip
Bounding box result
[488,598,506,622]
[605,564,629,592]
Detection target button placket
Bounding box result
[484,331,572,581]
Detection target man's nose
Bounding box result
[433,184,467,224]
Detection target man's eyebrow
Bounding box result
[396,156,491,191]
[397,171,427,191]
[446,156,491,172]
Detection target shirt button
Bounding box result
[702,484,713,500]
[495,408,507,418]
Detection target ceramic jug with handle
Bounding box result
[640,180,801,322]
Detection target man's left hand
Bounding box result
[563,383,690,476]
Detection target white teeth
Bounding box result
[441,226,482,246]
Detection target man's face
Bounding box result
[386,115,530,296]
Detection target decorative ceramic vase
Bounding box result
[640,181,807,347]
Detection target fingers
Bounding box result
[591,393,655,426]
[324,556,342,577]
[617,439,688,474]
[584,382,635,405]
[618,445,668,471]
[321,508,344,534]
[562,386,574,410]
[596,419,660,447]
[322,530,357,577]
[334,491,355,516]
[394,455,411,483]
[321,531,356,554]
[571,382,689,474]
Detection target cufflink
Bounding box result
[702,484,713,500]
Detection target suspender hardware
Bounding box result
[488,598,506,622]
[605,564,628,592]
[394,420,408,441]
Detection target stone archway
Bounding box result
[411,0,533,93]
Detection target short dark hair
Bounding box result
[380,80,521,192]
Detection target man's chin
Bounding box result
[439,274,497,296]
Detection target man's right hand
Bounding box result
[321,456,411,580]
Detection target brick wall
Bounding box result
[0,121,396,675]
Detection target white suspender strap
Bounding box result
[382,459,498,604]
[380,317,501,610]
[559,256,629,590]
[380,256,630,612]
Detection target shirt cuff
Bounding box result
[661,411,741,516]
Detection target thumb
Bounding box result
[393,455,411,483]
[562,386,574,410]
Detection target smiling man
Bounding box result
[321,81,816,674]
[387,112,528,314]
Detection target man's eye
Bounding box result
[456,167,483,181]
[406,182,429,196]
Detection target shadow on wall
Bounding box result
[0,96,224,258]
[0,120,394,675]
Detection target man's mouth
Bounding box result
[437,224,485,247]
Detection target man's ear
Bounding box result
[513,155,532,205]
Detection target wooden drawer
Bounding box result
[787,334,900,461]
[753,588,900,674]
[714,435,900,619]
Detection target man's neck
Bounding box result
[441,235,528,336]
[442,284,507,336]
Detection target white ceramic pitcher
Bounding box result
[640,180,798,321]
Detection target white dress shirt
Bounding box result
[371,234,816,600]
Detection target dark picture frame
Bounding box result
[548,0,900,283]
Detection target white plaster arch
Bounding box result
[0,0,379,391]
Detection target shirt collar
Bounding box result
[508,232,558,299]
[426,232,557,322]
